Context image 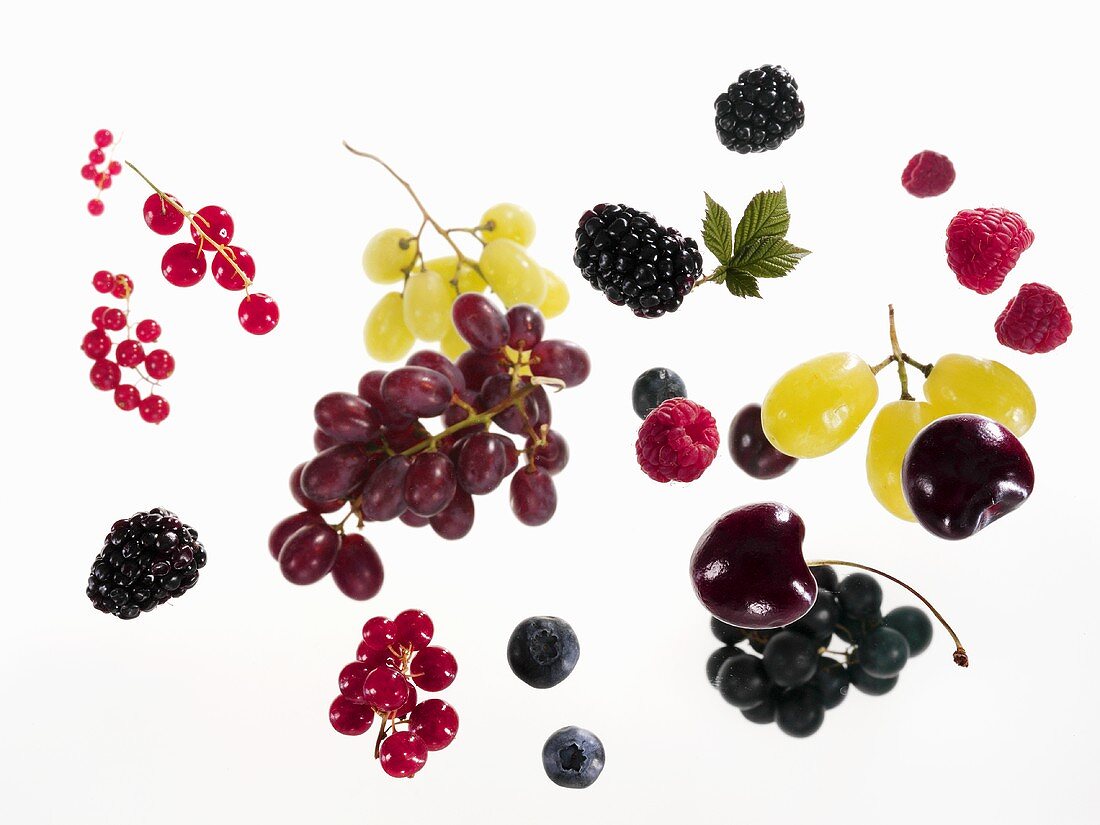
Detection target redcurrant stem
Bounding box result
[124,161,254,293]
[373,714,387,759]
[807,559,968,667]
[342,142,486,272]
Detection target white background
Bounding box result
[2,1,1097,822]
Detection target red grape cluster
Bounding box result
[133,165,280,335]
[268,295,589,600]
[83,271,174,423]
[81,129,121,216]
[329,611,459,779]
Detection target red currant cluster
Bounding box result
[329,611,459,779]
[81,129,122,216]
[82,271,175,423]
[130,163,280,335]
[268,295,589,600]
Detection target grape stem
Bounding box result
[887,304,913,401]
[807,559,969,667]
[398,382,540,456]
[342,142,492,288]
[124,161,255,294]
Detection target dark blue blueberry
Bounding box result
[631,367,687,418]
[542,726,605,789]
[507,616,580,689]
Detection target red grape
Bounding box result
[268,511,324,560]
[404,452,457,517]
[528,429,569,475]
[331,533,384,600]
[382,367,454,419]
[360,455,411,521]
[290,462,344,513]
[406,350,466,393]
[456,431,509,495]
[429,487,475,540]
[453,293,508,353]
[531,339,590,387]
[509,467,557,526]
[314,392,381,443]
[300,444,373,502]
[278,522,340,585]
[456,350,506,391]
[506,304,544,350]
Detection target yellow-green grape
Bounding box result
[539,268,570,318]
[423,256,459,280]
[362,228,418,284]
[761,352,880,458]
[364,292,414,362]
[866,400,940,521]
[456,264,488,294]
[480,203,536,247]
[479,239,548,307]
[922,353,1036,437]
[403,269,452,341]
[440,319,469,360]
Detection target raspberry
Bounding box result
[901,150,955,197]
[995,282,1073,354]
[636,398,720,483]
[946,208,1034,294]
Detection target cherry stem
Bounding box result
[342,142,488,277]
[124,161,254,294]
[807,559,968,667]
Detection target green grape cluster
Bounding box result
[361,201,569,363]
[759,308,1036,522]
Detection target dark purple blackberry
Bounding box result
[86,508,207,619]
[715,65,804,154]
[573,204,702,318]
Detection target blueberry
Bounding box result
[506,616,580,689]
[632,367,687,418]
[542,726,605,789]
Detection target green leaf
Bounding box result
[709,263,728,284]
[729,236,811,280]
[724,270,762,298]
[734,188,790,250]
[701,193,733,262]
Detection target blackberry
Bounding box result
[573,204,702,318]
[86,508,207,619]
[715,65,805,154]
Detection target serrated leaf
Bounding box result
[734,188,790,250]
[729,235,810,280]
[701,193,733,263]
[710,263,728,284]
[724,270,762,298]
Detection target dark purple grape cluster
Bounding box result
[269,295,590,600]
[705,566,934,737]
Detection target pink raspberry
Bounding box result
[901,150,955,197]
[636,398,719,483]
[995,282,1072,354]
[946,208,1034,294]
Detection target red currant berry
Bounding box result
[90,359,121,391]
[81,164,97,180]
[410,647,457,692]
[190,205,234,248]
[135,319,161,343]
[162,243,207,287]
[395,683,418,718]
[378,731,428,778]
[361,616,397,651]
[101,308,126,331]
[329,696,374,736]
[143,193,185,236]
[356,641,396,669]
[116,340,145,367]
[95,172,112,190]
[91,306,109,328]
[92,270,114,293]
[144,349,175,380]
[393,610,434,651]
[114,384,141,411]
[338,661,372,703]
[87,199,105,216]
[108,160,122,175]
[362,666,411,713]
[89,148,105,164]
[211,246,255,291]
[93,129,113,148]
[81,329,112,359]
[238,293,280,335]
[111,275,133,299]
[139,394,170,423]
[409,699,459,751]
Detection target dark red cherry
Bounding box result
[902,414,1035,540]
[728,404,798,480]
[690,502,817,629]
